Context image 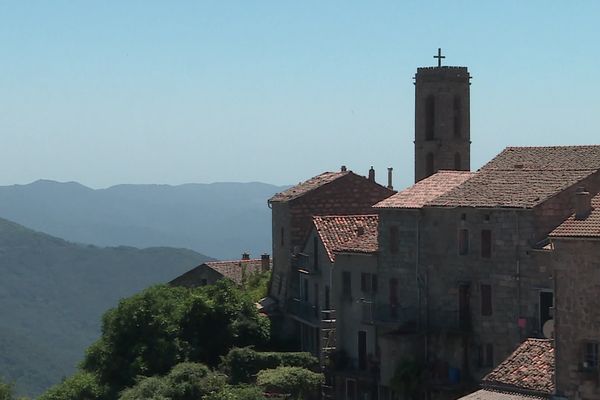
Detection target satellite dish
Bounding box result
[543,319,554,339]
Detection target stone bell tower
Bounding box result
[414,48,471,183]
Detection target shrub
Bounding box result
[256,367,323,399]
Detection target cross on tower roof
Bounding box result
[434,48,445,67]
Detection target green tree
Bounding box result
[256,367,323,400]
[37,372,106,400]
[0,380,14,400]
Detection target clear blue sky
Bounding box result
[2,1,599,190]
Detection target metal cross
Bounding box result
[434,48,445,67]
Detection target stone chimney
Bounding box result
[387,167,393,190]
[341,165,347,172]
[368,166,375,182]
[242,252,250,260]
[261,254,270,272]
[575,187,592,220]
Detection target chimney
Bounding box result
[575,187,592,220]
[341,165,347,172]
[261,254,271,272]
[242,252,250,260]
[368,166,375,182]
[387,167,393,190]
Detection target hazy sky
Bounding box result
[2,1,599,190]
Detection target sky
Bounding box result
[1,1,599,190]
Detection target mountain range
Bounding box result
[0,180,288,260]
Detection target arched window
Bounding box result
[453,95,462,138]
[426,152,435,177]
[425,95,435,140]
[454,152,462,170]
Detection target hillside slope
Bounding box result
[0,180,287,259]
[0,218,213,397]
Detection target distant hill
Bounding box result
[0,180,288,260]
[0,217,213,397]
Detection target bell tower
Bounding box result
[414,49,471,183]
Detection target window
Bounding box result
[313,236,319,271]
[453,95,462,138]
[390,226,399,254]
[342,271,352,300]
[479,343,494,368]
[481,230,492,258]
[584,342,599,370]
[277,276,282,295]
[280,227,284,247]
[454,152,462,170]
[481,284,492,316]
[361,273,378,293]
[358,331,367,371]
[458,229,469,255]
[300,277,309,301]
[425,95,435,140]
[314,283,319,317]
[425,152,434,177]
[325,285,330,310]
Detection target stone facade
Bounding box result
[414,66,471,182]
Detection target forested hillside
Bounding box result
[0,218,213,397]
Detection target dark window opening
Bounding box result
[481,284,492,316]
[342,271,352,300]
[280,227,284,247]
[453,95,462,138]
[459,283,471,330]
[361,273,378,293]
[425,153,435,177]
[454,152,462,170]
[479,343,494,368]
[461,213,467,221]
[390,226,399,254]
[358,331,367,370]
[301,278,309,302]
[325,285,330,310]
[458,229,469,255]
[314,283,319,317]
[540,292,554,332]
[481,230,492,258]
[584,342,599,370]
[277,276,283,295]
[313,236,319,271]
[425,95,435,140]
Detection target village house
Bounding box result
[169,253,271,288]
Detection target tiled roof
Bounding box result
[550,193,600,238]
[459,389,547,400]
[205,259,266,285]
[374,171,474,209]
[313,215,378,262]
[482,145,600,171]
[269,171,348,202]
[426,146,600,209]
[429,168,594,208]
[482,339,554,395]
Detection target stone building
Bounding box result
[170,253,270,287]
[550,191,600,399]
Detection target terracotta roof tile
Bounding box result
[482,339,554,395]
[459,389,547,400]
[205,259,266,285]
[269,171,348,202]
[482,145,600,171]
[550,193,600,238]
[312,215,378,262]
[429,169,595,208]
[374,171,474,209]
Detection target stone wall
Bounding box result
[553,239,600,399]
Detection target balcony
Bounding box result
[288,298,320,325]
[361,303,419,330]
[426,310,471,333]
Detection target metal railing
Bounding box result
[288,298,319,323]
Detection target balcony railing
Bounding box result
[288,298,319,324]
[361,303,419,328]
[359,304,471,333]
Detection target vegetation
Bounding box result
[256,367,324,400]
[242,270,271,303]
[390,359,423,400]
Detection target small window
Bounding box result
[361,273,378,293]
[280,227,285,247]
[390,226,399,254]
[342,271,352,300]
[425,153,435,177]
[481,230,492,258]
[300,277,309,301]
[584,342,599,370]
[454,152,462,170]
[458,229,469,255]
[481,284,492,316]
[479,343,494,367]
[313,236,319,271]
